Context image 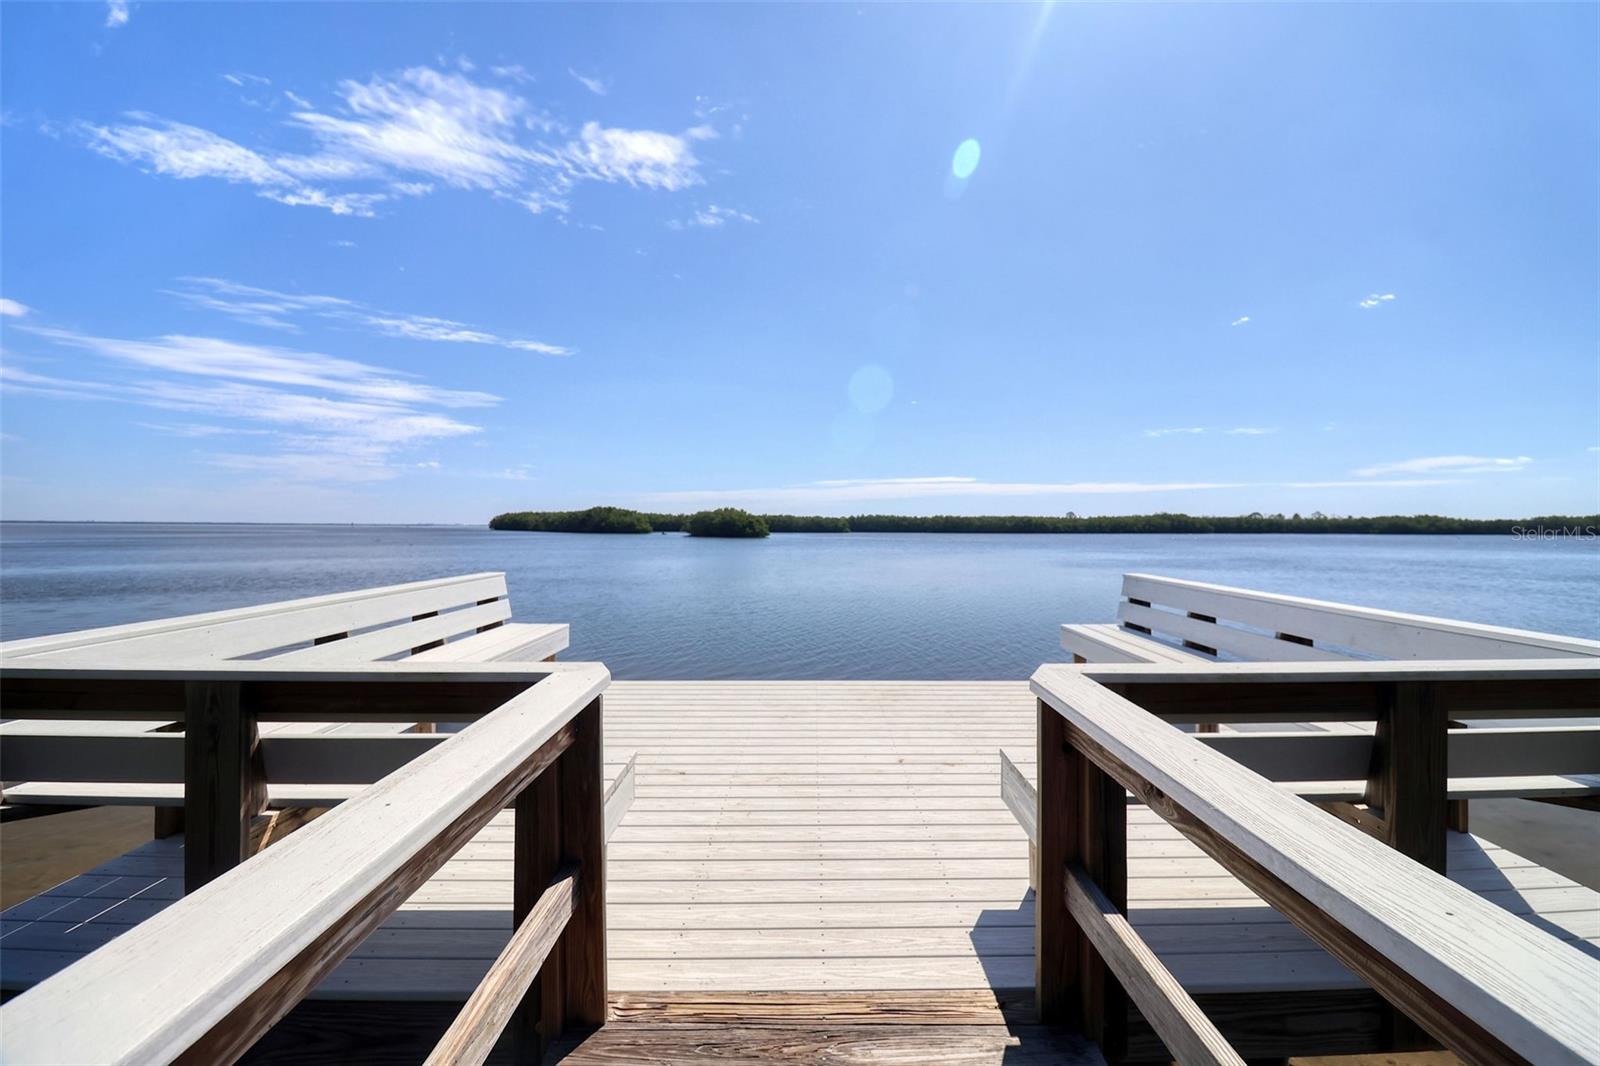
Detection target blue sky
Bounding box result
[1,1,1596,522]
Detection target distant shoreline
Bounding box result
[489,508,1600,537]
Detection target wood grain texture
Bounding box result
[183,681,264,893]
[1065,864,1244,1066]
[1033,664,1600,1065]
[0,666,607,1066]
[425,865,578,1066]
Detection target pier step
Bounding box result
[551,991,1104,1064]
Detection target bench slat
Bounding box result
[270,601,511,666]
[1117,602,1346,663]
[1121,574,1600,661]
[0,574,509,666]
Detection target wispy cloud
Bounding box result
[5,324,498,482]
[1358,292,1397,309]
[1352,455,1531,477]
[75,65,715,218]
[569,69,608,96]
[641,473,1453,510]
[1146,425,1279,438]
[0,298,29,318]
[1230,316,1250,327]
[222,73,270,89]
[644,476,1248,508]
[105,0,128,29]
[168,277,573,355]
[668,204,758,230]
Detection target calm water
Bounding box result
[0,523,1595,679]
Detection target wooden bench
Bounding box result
[1062,572,1600,665]
[0,573,568,822]
[1031,659,1600,1066]
[1058,575,1600,811]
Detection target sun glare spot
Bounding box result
[951,139,981,180]
[848,364,894,414]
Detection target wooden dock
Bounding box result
[3,573,1598,1064]
[5,682,1594,1010]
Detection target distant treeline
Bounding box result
[489,508,1597,536]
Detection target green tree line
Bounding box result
[489,507,1598,536]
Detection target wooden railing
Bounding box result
[1031,659,1600,1066]
[0,661,610,1065]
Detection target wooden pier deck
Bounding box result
[4,681,1595,1012]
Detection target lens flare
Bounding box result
[951,138,981,180]
[847,364,894,414]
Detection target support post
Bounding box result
[513,762,564,1062]
[183,681,264,892]
[560,697,607,1028]
[1366,682,1447,873]
[1078,750,1129,1060]
[1036,698,1080,1023]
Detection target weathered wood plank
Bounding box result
[424,866,577,1066]
[1033,664,1600,1065]
[1065,863,1245,1066]
[0,667,606,1066]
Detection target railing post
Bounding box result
[560,697,607,1028]
[1366,682,1447,873]
[513,760,564,1062]
[183,681,264,892]
[1079,750,1129,1060]
[1036,697,1080,1023]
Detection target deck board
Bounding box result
[2,680,1595,1003]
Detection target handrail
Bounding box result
[1031,661,1600,1065]
[0,663,610,1066]
[425,863,581,1066]
[1064,863,1244,1066]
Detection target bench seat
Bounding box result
[1060,622,1208,665]
[409,621,568,663]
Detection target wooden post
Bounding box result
[513,763,565,1062]
[1036,697,1080,1023]
[1366,682,1447,873]
[1078,752,1129,1060]
[183,682,264,892]
[560,697,607,1028]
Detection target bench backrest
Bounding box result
[0,573,511,667]
[1117,573,1600,662]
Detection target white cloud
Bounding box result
[80,115,385,216]
[569,69,608,96]
[4,326,495,483]
[490,65,534,84]
[1225,426,1278,436]
[283,90,313,110]
[168,276,573,355]
[1358,292,1397,309]
[105,0,128,28]
[1230,316,1249,327]
[1144,427,1206,438]
[669,204,758,229]
[1352,455,1532,477]
[223,73,271,89]
[0,298,29,318]
[75,65,713,218]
